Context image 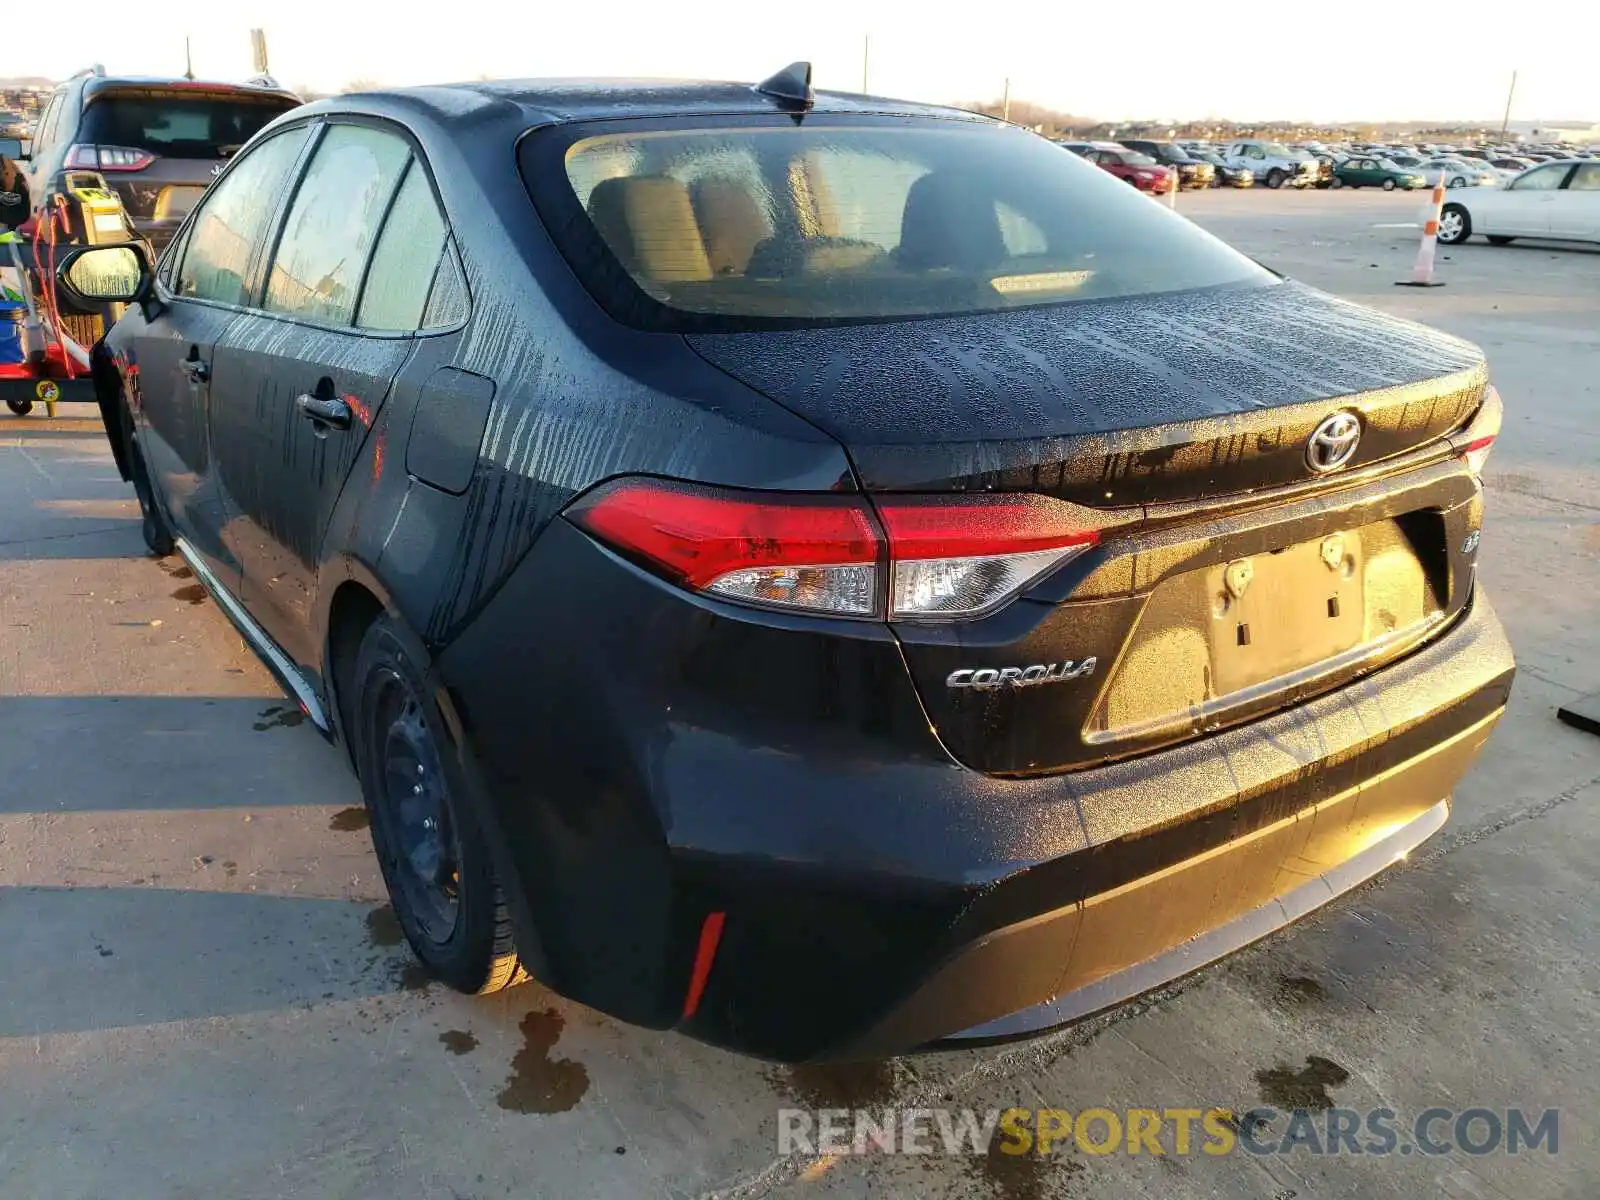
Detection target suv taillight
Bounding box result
[64,143,156,172]
[566,479,1101,620]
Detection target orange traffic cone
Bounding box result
[1397,174,1449,288]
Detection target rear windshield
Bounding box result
[522,117,1273,332]
[81,91,298,158]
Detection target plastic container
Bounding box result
[0,302,25,365]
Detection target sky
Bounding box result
[4,0,1596,125]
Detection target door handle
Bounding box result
[296,393,352,430]
[180,357,209,383]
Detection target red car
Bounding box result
[1061,141,1177,194]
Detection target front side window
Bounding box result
[527,119,1273,331]
[176,125,309,306]
[1511,163,1571,191]
[263,123,410,325]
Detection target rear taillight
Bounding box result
[875,495,1099,618]
[64,143,156,172]
[566,479,880,616]
[567,479,1100,621]
[1451,385,1502,477]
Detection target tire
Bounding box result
[351,616,530,995]
[1266,168,1286,189]
[1449,176,1464,189]
[1487,235,1514,246]
[6,398,32,415]
[122,406,174,557]
[1382,178,1397,191]
[1437,203,1471,245]
[1330,175,1344,189]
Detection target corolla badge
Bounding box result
[1306,411,1362,474]
[210,163,224,177]
[947,659,1097,690]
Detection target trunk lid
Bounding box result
[686,281,1485,506]
[688,281,1488,776]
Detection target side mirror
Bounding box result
[55,243,153,307]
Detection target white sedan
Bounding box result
[1437,160,1600,246]
[1421,159,1498,188]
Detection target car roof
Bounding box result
[310,78,997,129]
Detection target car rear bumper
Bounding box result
[440,520,1513,1062]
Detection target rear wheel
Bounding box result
[122,405,174,557]
[1330,175,1344,189]
[1437,204,1471,245]
[1266,168,1286,189]
[351,616,529,995]
[1487,235,1514,246]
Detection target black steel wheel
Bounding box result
[6,398,32,415]
[351,616,530,994]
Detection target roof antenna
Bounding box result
[184,36,195,81]
[754,62,814,111]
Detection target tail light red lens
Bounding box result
[64,144,157,172]
[567,479,1100,620]
[566,479,881,616]
[1451,385,1502,477]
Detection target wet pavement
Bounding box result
[1,188,1596,1198]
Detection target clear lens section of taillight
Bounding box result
[890,547,1091,618]
[566,480,1101,621]
[707,563,878,614]
[875,495,1100,619]
[566,478,881,616]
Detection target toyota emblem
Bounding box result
[1306,412,1362,474]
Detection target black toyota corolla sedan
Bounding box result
[57,65,1514,1063]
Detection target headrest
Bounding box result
[587,176,712,284]
[897,172,1005,272]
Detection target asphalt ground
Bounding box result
[1,186,1596,1199]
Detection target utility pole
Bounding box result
[1499,69,1518,140]
[861,35,870,95]
[1001,77,1011,123]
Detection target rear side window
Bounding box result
[80,91,297,158]
[356,161,448,331]
[176,126,309,306]
[525,119,1272,332]
[263,124,410,325]
[1570,164,1600,191]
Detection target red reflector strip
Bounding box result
[681,911,726,1020]
[568,479,879,590]
[873,494,1100,560]
[1460,435,1496,455]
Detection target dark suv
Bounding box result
[57,68,1513,1064]
[21,67,300,251]
[1119,139,1215,189]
